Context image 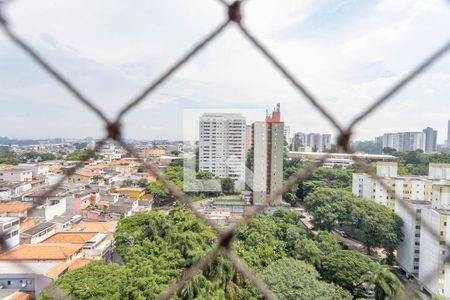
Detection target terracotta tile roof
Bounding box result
[68,259,90,271]
[70,221,117,233]
[74,171,99,177]
[0,203,34,213]
[45,261,70,279]
[0,163,13,169]
[45,258,90,279]
[85,164,108,170]
[0,244,83,260]
[43,232,96,244]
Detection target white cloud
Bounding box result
[0,0,449,142]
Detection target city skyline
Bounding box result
[0,0,450,142]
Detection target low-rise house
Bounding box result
[110,187,145,199]
[0,182,33,201]
[20,222,56,244]
[27,197,67,221]
[0,203,34,218]
[0,169,32,183]
[50,215,73,232]
[72,189,100,214]
[16,164,49,178]
[133,172,157,183]
[0,244,85,296]
[70,221,117,233]
[68,171,100,185]
[43,232,114,261]
[0,217,20,252]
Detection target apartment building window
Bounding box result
[415,234,420,237]
[445,222,448,226]
[414,266,419,270]
[416,225,421,229]
[441,231,445,236]
[414,250,420,254]
[415,242,420,246]
[414,258,419,262]
[416,209,422,213]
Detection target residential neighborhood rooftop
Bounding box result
[0,244,83,260]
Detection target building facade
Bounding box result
[251,104,284,205]
[353,162,450,298]
[0,217,20,252]
[423,127,438,153]
[199,113,246,187]
[381,132,425,152]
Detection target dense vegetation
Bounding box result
[41,208,402,300]
[0,146,56,164]
[282,158,355,206]
[304,187,403,263]
[384,149,450,175]
[65,150,102,161]
[146,165,237,204]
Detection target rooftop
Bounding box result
[74,171,99,178]
[213,199,246,206]
[43,232,96,244]
[22,222,55,236]
[50,215,73,224]
[0,244,83,260]
[0,216,19,224]
[0,203,34,213]
[70,221,117,233]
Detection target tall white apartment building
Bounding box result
[395,199,429,278]
[423,127,438,153]
[251,105,284,205]
[353,162,450,297]
[447,119,450,148]
[284,125,291,146]
[415,184,450,298]
[381,132,425,152]
[292,132,332,152]
[199,113,246,186]
[352,162,434,210]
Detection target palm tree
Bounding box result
[363,264,403,299]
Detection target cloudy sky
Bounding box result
[1,0,450,144]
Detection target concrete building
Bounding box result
[199,113,246,186]
[291,132,331,152]
[416,185,450,298]
[381,132,424,152]
[321,134,332,152]
[139,147,166,158]
[0,244,85,296]
[0,203,34,218]
[0,217,20,252]
[352,162,450,210]
[448,119,450,149]
[353,161,450,297]
[251,104,284,205]
[429,163,450,181]
[284,125,291,146]
[292,132,307,152]
[423,127,438,153]
[20,222,56,244]
[395,200,430,278]
[0,169,33,182]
